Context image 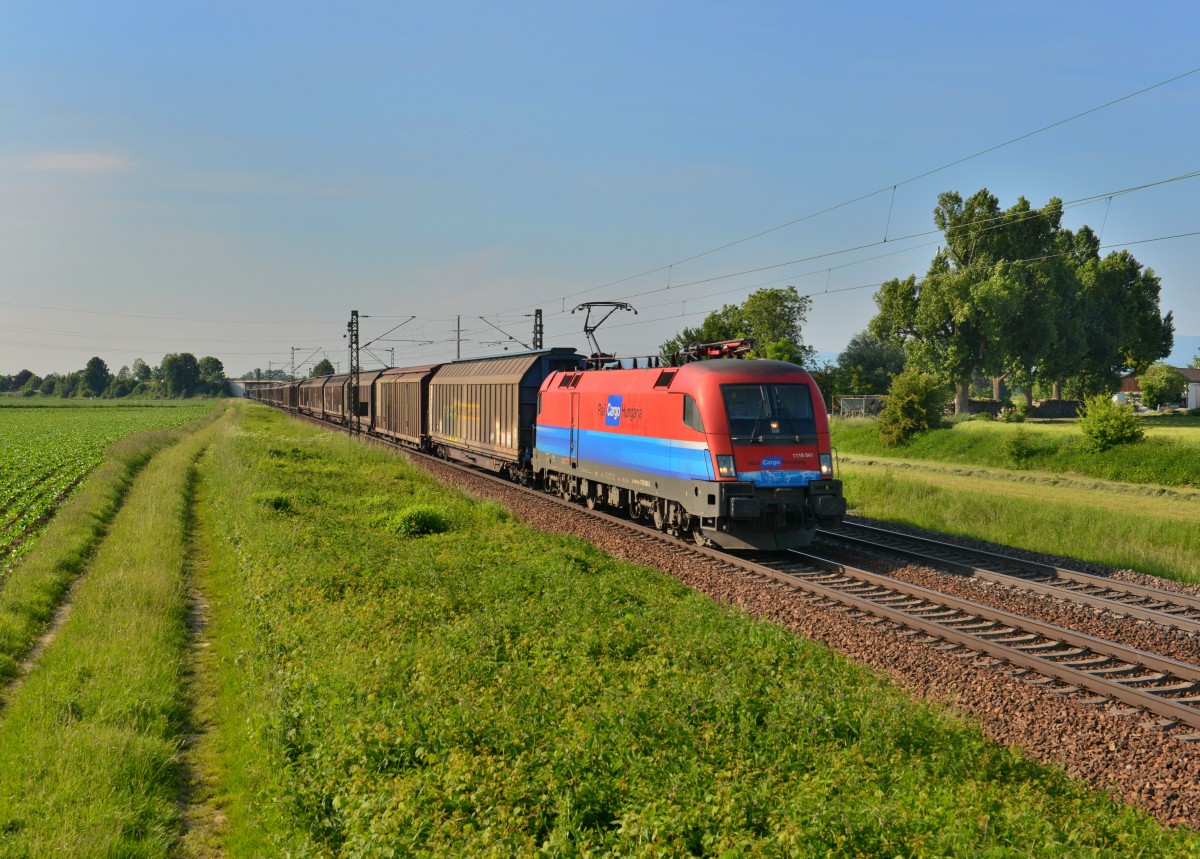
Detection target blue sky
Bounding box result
[2,2,1197,376]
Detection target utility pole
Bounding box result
[456,315,461,360]
[347,310,361,436]
[533,309,543,350]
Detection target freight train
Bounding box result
[248,345,844,550]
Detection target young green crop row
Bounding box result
[0,406,212,580]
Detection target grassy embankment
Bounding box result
[830,417,1200,581]
[178,404,1198,855]
[0,408,224,855]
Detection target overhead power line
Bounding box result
[497,65,1200,317]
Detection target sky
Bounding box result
[1,1,1198,378]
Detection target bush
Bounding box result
[1077,395,1144,452]
[1003,427,1035,469]
[877,369,948,447]
[391,505,450,537]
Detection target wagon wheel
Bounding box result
[585,494,598,510]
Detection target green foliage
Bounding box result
[869,189,1173,412]
[390,504,451,536]
[83,356,111,397]
[1078,395,1144,451]
[832,414,1200,487]
[1139,362,1187,410]
[0,417,221,853]
[659,286,814,366]
[251,491,294,512]
[1003,426,1035,468]
[188,406,1199,855]
[161,352,201,396]
[0,404,212,579]
[311,358,335,377]
[876,369,948,446]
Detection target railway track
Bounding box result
[295,414,1200,736]
[818,520,1200,634]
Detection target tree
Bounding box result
[311,358,335,377]
[1190,354,1200,370]
[835,330,906,394]
[659,286,814,366]
[132,358,152,382]
[198,356,226,395]
[876,368,949,446]
[12,369,33,389]
[871,189,1064,414]
[161,352,201,397]
[1139,362,1187,410]
[83,356,111,397]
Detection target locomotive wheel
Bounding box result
[652,504,666,531]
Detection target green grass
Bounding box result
[0,412,224,856]
[832,415,1200,487]
[185,404,1199,855]
[838,461,1200,582]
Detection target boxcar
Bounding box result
[428,349,583,477]
[373,365,442,448]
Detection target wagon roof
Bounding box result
[432,350,579,386]
[377,364,442,382]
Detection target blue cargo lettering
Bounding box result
[761,457,782,468]
[605,395,623,427]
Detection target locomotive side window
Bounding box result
[721,384,816,444]
[682,394,704,432]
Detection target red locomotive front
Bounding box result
[534,358,845,550]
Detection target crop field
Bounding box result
[0,404,212,578]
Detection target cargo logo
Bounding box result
[605,395,623,427]
[761,457,782,468]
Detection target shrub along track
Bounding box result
[404,449,1200,827]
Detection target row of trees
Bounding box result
[870,189,1173,413]
[658,188,1177,417]
[0,354,228,399]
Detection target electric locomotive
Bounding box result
[533,354,845,550]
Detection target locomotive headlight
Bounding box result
[716,455,737,478]
[819,452,833,477]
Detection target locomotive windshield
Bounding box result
[721,383,816,444]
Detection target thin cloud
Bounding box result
[23,152,134,175]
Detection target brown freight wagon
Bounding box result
[373,365,442,448]
[427,349,583,475]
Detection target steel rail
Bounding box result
[772,551,1200,730]
[818,521,1200,633]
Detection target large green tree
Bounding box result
[660,286,814,366]
[161,352,201,397]
[83,356,111,397]
[835,330,907,395]
[311,358,335,377]
[871,189,1065,413]
[872,188,1172,411]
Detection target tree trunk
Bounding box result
[992,375,1003,401]
[955,383,969,415]
[1052,379,1062,400]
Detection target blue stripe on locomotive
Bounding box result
[538,424,825,487]
[537,424,715,481]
